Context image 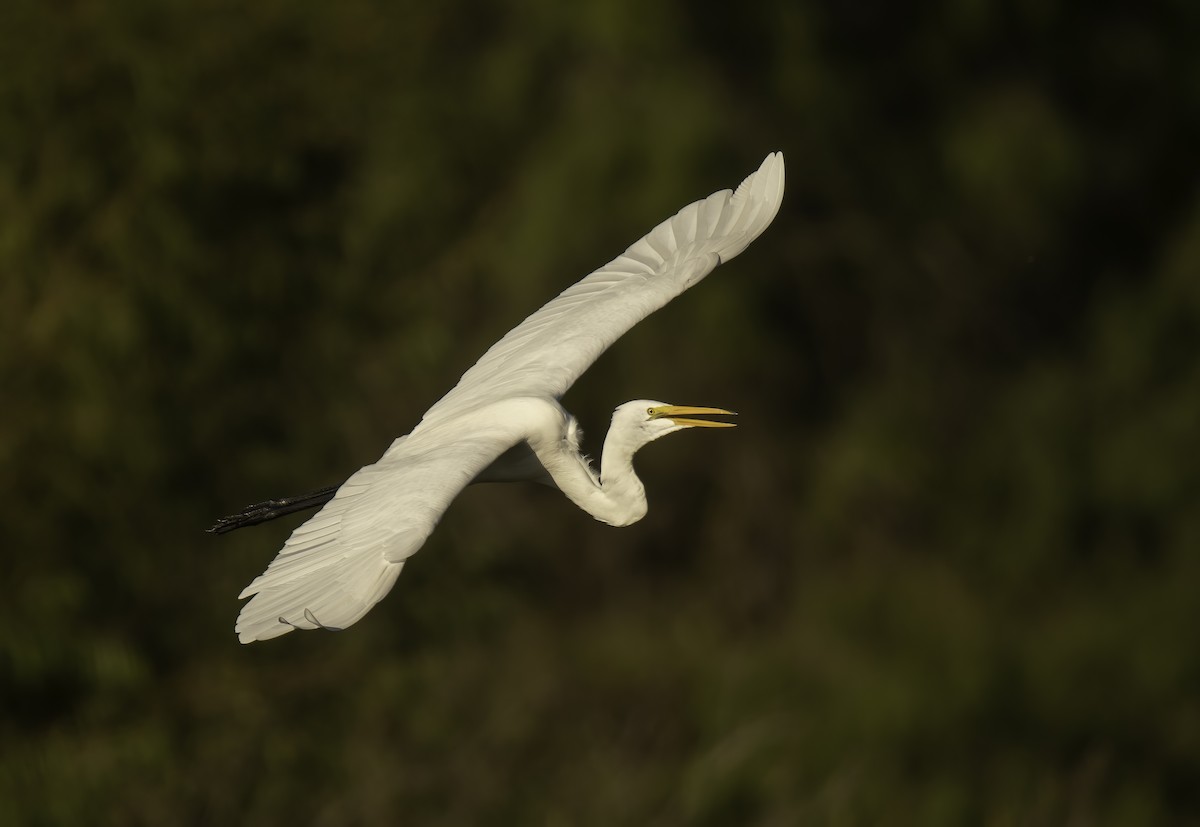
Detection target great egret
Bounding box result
[217,152,785,642]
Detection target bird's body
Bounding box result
[224,152,785,642]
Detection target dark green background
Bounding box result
[3,1,1198,824]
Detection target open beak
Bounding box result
[649,405,738,428]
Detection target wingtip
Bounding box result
[733,151,785,227]
[760,151,785,190]
[737,152,785,198]
[758,150,784,173]
[234,615,289,644]
[764,151,785,208]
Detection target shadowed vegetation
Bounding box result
[2,1,1198,823]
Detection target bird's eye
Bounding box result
[647,407,655,416]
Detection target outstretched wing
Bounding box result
[235,428,520,642]
[234,153,784,642]
[416,152,785,429]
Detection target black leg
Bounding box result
[208,483,341,534]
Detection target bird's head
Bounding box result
[611,399,737,450]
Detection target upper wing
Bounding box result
[416,152,785,429]
[234,427,520,642]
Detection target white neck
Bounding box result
[529,417,649,527]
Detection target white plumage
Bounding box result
[233,152,785,642]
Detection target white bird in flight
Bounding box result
[214,152,785,642]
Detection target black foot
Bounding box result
[208,483,341,534]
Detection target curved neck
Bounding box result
[529,419,648,527]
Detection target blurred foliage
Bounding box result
[2,0,1199,824]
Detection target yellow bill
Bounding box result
[648,405,738,428]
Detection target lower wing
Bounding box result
[234,430,517,643]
